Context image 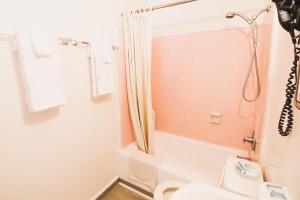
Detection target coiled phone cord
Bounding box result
[278,41,299,136]
[278,4,300,136]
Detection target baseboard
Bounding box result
[89,177,119,200]
[89,177,154,200]
[119,178,153,198]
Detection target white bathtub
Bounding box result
[117,131,246,191]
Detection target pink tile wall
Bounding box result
[151,26,271,150]
[252,26,272,159]
[120,26,271,150]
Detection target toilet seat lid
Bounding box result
[154,181,186,200]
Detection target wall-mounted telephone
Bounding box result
[272,0,300,136]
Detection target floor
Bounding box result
[101,183,150,200]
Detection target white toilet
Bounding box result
[154,181,186,200]
[154,157,292,200]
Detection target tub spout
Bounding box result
[236,155,252,161]
[243,132,257,151]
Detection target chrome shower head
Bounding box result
[225,12,235,19]
[226,5,272,23]
[225,12,252,25]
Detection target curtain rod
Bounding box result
[152,0,199,10]
[122,0,199,15]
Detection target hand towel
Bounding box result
[30,29,54,57]
[16,29,66,112]
[89,40,114,97]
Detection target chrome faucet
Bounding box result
[235,161,246,175]
[243,131,257,151]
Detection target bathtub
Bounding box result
[117,131,246,191]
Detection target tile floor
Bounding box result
[101,183,151,200]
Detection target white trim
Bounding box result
[88,176,119,200]
[155,130,246,154]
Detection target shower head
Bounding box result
[225,5,272,24]
[225,12,235,19]
[225,12,252,25]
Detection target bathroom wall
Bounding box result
[151,26,271,150]
[150,0,272,151]
[260,11,300,199]
[0,1,145,200]
[121,0,272,150]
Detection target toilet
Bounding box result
[154,157,292,200]
[154,181,186,200]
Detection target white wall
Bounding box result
[0,0,145,200]
[147,0,272,36]
[261,11,300,199]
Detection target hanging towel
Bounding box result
[89,40,114,97]
[16,29,66,112]
[30,29,54,57]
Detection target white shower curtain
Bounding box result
[123,10,154,154]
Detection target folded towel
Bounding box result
[89,40,114,97]
[16,29,66,112]
[30,29,54,57]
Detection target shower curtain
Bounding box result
[123,10,154,154]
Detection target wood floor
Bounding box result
[101,183,150,200]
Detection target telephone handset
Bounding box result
[273,0,300,33]
[272,0,300,136]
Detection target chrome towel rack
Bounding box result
[0,30,119,50]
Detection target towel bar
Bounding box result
[0,30,119,50]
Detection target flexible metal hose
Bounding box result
[226,6,271,102]
[225,12,262,102]
[242,20,261,102]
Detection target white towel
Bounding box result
[89,40,114,97]
[16,29,66,112]
[30,29,54,57]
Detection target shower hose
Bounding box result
[242,20,261,102]
[246,10,300,136]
